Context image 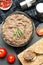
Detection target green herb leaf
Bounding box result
[14,28,23,37]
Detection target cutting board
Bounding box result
[18,38,43,65]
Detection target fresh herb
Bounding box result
[14,28,23,37]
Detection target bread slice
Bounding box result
[18,38,43,65]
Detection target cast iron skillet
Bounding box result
[1,11,35,47]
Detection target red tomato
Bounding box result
[36,28,43,36]
[7,54,16,64]
[2,0,6,1]
[2,2,8,8]
[0,2,4,7]
[0,0,12,8]
[0,48,7,58]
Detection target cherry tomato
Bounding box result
[0,48,7,58]
[0,2,4,7]
[7,54,16,64]
[2,0,7,1]
[36,28,43,36]
[0,0,12,8]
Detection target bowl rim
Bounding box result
[1,11,35,47]
[0,0,13,10]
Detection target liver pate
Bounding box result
[2,13,33,47]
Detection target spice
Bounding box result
[36,3,43,22]
[20,0,36,10]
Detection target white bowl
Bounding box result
[0,0,13,10]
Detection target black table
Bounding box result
[0,0,43,65]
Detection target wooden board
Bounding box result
[18,38,43,65]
